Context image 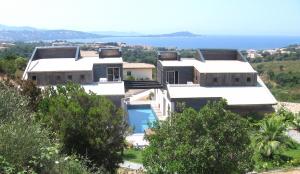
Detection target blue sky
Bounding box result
[0,0,299,35]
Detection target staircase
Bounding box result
[151,104,167,120]
[124,80,163,89]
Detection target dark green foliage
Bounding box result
[122,47,157,65]
[19,80,42,111]
[0,82,104,173]
[0,42,50,58]
[273,72,300,87]
[179,49,196,58]
[143,100,254,174]
[38,83,128,172]
[0,55,27,77]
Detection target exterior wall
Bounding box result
[171,97,274,116]
[156,61,163,84]
[227,105,275,117]
[93,63,123,82]
[172,97,221,112]
[199,72,257,86]
[193,68,200,84]
[160,66,194,87]
[154,88,173,116]
[28,71,93,85]
[123,68,153,80]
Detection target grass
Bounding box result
[123,148,143,164]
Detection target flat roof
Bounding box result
[82,82,125,96]
[123,62,155,69]
[39,82,125,96]
[167,77,277,106]
[27,57,123,72]
[159,58,256,73]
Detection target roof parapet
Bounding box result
[198,49,247,62]
[32,46,80,61]
[98,48,122,58]
[157,51,180,61]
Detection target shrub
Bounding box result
[38,83,128,172]
[143,100,254,173]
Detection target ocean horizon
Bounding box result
[67,35,300,50]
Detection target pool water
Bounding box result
[127,105,157,134]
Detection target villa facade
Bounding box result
[22,47,125,107]
[22,46,277,116]
[154,50,277,116]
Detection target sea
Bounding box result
[68,35,300,50]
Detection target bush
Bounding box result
[38,83,128,172]
[143,100,254,173]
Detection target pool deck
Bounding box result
[125,89,168,147]
[126,133,149,147]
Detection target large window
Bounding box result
[166,71,179,84]
[107,67,120,81]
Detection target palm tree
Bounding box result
[255,116,287,159]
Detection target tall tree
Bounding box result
[143,100,254,174]
[38,83,128,172]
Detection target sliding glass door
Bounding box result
[107,67,120,81]
[166,71,179,84]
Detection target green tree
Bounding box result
[38,83,128,172]
[19,80,42,111]
[143,100,253,174]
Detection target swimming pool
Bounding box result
[127,105,158,134]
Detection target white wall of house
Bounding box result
[154,89,174,117]
[123,68,153,80]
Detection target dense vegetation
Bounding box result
[0,82,107,173]
[252,60,300,102]
[143,100,253,173]
[122,47,196,65]
[38,83,128,172]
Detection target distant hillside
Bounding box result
[91,31,142,36]
[0,30,103,41]
[90,31,200,37]
[0,24,201,41]
[143,31,201,37]
[0,24,104,41]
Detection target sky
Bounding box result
[0,0,299,35]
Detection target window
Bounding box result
[80,74,85,80]
[31,76,36,81]
[127,71,132,76]
[107,67,120,81]
[67,75,72,80]
[166,71,179,84]
[235,78,239,82]
[213,77,218,83]
[56,75,61,80]
[247,77,251,82]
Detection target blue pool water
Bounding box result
[127,105,157,134]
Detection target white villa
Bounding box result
[23,46,277,116]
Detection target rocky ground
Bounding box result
[275,102,300,114]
